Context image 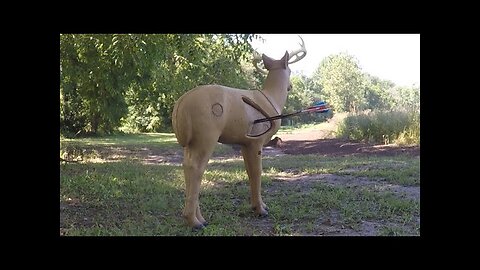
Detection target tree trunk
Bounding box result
[90,113,100,134]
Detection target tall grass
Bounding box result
[336,110,420,145]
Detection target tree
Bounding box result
[363,74,396,111]
[60,34,258,135]
[123,34,258,132]
[312,52,366,113]
[389,85,420,112]
[283,74,324,125]
[60,34,159,135]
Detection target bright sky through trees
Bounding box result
[251,34,420,87]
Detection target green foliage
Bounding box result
[60,34,150,135]
[312,53,366,113]
[337,110,420,145]
[389,85,420,112]
[61,37,420,137]
[311,52,420,116]
[124,34,259,133]
[395,111,420,145]
[283,74,327,125]
[60,34,258,136]
[363,74,396,111]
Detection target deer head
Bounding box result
[253,35,307,92]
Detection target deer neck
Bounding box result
[261,69,290,113]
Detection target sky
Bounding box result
[250,34,420,87]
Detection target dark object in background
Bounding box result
[265,136,283,148]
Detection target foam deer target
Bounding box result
[172,36,307,229]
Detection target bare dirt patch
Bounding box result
[276,120,419,157]
[281,139,419,156]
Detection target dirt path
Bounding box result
[280,139,419,156]
[275,123,419,157]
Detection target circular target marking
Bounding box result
[212,103,223,117]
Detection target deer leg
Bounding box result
[196,205,207,226]
[241,143,268,217]
[182,141,216,230]
[183,169,207,226]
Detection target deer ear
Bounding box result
[262,54,273,70]
[282,51,289,68]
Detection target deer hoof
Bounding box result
[191,223,206,232]
[262,203,269,210]
[257,210,269,217]
[253,206,269,217]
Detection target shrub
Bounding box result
[336,110,419,145]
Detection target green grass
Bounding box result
[61,133,178,148]
[266,184,419,232]
[337,110,420,145]
[60,133,236,162]
[60,132,420,236]
[334,156,420,186]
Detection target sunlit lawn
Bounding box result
[60,133,419,236]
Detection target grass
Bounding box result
[60,133,235,162]
[60,132,420,236]
[61,132,178,148]
[337,110,420,145]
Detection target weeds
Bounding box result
[336,110,420,145]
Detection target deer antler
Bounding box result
[288,35,307,64]
[253,51,268,75]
